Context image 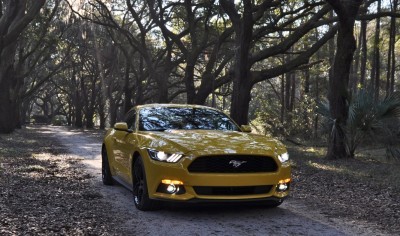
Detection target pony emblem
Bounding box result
[229,160,247,168]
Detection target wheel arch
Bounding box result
[102,139,113,159]
[131,151,141,180]
[101,143,108,160]
[102,142,116,176]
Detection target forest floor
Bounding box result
[0,127,118,235]
[0,126,399,235]
[288,143,400,234]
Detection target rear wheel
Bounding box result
[132,156,158,211]
[102,146,113,185]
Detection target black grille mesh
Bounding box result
[187,155,278,173]
[193,185,273,196]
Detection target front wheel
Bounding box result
[132,156,158,211]
[102,146,113,185]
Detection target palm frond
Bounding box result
[376,91,400,119]
[347,89,375,131]
[319,90,400,159]
[386,146,400,160]
[315,99,331,119]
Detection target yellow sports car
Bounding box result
[102,104,291,211]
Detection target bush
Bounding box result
[52,115,67,126]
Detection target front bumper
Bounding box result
[141,152,291,202]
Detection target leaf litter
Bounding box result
[0,127,119,235]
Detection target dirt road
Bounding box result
[47,126,383,236]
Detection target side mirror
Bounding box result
[241,125,252,133]
[114,122,132,133]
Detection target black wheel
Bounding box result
[132,156,158,211]
[102,146,113,185]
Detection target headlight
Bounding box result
[147,149,183,163]
[278,152,289,163]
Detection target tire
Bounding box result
[102,146,113,185]
[132,156,158,211]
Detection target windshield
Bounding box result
[139,107,240,131]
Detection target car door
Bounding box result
[115,109,137,184]
[110,128,129,179]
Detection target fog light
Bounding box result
[277,178,290,192]
[158,179,185,194]
[277,183,288,191]
[166,184,177,193]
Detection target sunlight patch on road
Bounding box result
[308,162,341,172]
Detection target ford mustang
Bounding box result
[102,104,291,211]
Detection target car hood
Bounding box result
[139,129,285,156]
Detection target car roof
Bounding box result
[135,103,220,111]
[128,104,240,129]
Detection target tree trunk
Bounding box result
[328,10,335,82]
[226,0,254,125]
[280,74,285,123]
[325,0,362,159]
[67,100,73,126]
[98,98,106,130]
[21,98,31,125]
[124,60,132,113]
[371,0,381,100]
[135,56,145,105]
[289,72,296,112]
[85,111,94,128]
[230,80,253,126]
[193,87,211,105]
[304,67,310,94]
[73,76,83,128]
[0,34,22,134]
[74,99,83,128]
[192,72,221,105]
[0,68,19,133]
[0,42,22,132]
[0,0,46,133]
[285,55,292,116]
[387,0,397,94]
[314,76,320,139]
[285,71,291,117]
[185,59,196,104]
[351,28,362,92]
[303,69,311,131]
[109,101,118,127]
[359,16,367,86]
[85,77,97,129]
[327,25,354,159]
[157,74,169,103]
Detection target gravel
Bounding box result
[1,126,398,235]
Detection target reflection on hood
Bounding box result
[144,129,282,156]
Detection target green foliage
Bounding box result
[251,86,317,139]
[52,115,67,126]
[317,89,400,159]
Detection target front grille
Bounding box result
[193,185,272,196]
[187,155,278,173]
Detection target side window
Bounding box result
[124,110,136,130]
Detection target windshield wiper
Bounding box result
[148,128,167,131]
